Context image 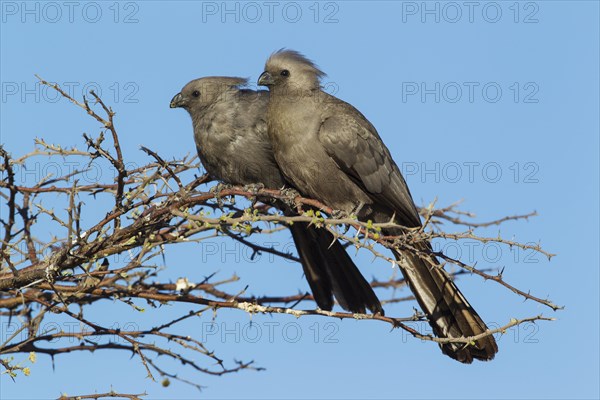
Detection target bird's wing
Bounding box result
[317,100,422,227]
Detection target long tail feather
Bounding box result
[289,223,383,314]
[394,243,498,363]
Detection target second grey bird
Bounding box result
[258,50,498,363]
[170,76,382,315]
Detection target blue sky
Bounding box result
[1,1,599,399]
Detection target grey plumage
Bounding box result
[170,76,382,315]
[258,50,498,363]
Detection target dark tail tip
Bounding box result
[441,336,499,364]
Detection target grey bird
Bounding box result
[258,50,498,363]
[170,76,382,315]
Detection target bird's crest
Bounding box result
[266,49,326,81]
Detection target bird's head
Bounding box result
[258,49,325,92]
[170,77,248,111]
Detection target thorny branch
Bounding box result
[0,78,559,392]
[57,390,147,400]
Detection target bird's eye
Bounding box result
[192,90,200,97]
[280,70,290,77]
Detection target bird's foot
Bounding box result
[280,187,301,207]
[243,182,265,195]
[210,182,233,195]
[210,183,234,208]
[242,183,265,209]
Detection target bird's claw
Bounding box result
[210,182,233,195]
[243,183,265,195]
[210,183,234,208]
[280,187,301,207]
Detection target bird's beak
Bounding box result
[170,92,184,108]
[258,71,274,87]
